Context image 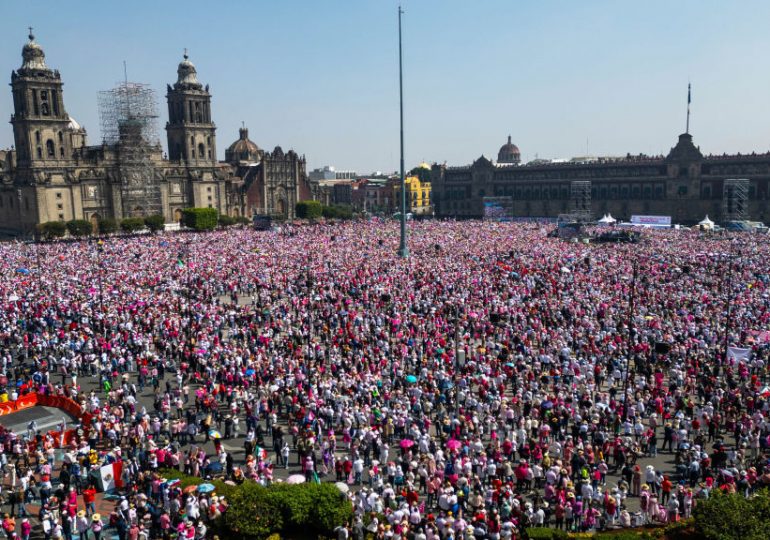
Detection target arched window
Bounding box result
[198,143,205,159]
[37,147,42,159]
[58,131,63,143]
[35,131,41,143]
[46,140,55,157]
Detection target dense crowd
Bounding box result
[0,220,769,540]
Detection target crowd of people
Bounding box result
[0,220,769,540]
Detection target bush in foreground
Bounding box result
[157,469,352,540]
[120,217,146,233]
[182,207,218,231]
[143,214,166,233]
[66,219,93,237]
[37,221,66,239]
[97,218,118,234]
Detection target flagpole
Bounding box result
[686,83,691,134]
[397,5,409,258]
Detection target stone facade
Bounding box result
[0,34,320,235]
[432,134,770,224]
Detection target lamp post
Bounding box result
[397,5,408,258]
[722,246,739,365]
[96,239,105,335]
[621,259,638,422]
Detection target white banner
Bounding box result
[727,346,751,363]
[99,464,116,491]
[630,215,671,226]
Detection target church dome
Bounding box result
[498,135,520,164]
[21,32,48,71]
[176,51,202,89]
[225,127,260,164]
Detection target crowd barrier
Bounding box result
[0,392,92,449]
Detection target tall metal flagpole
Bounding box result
[686,83,691,134]
[397,5,409,258]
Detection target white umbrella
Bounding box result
[286,474,306,485]
[335,482,350,493]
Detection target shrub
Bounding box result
[226,483,282,540]
[235,216,251,225]
[120,217,146,233]
[693,488,770,540]
[37,221,66,239]
[218,214,235,228]
[295,200,322,219]
[525,528,556,540]
[182,207,218,231]
[98,218,118,234]
[66,219,93,237]
[143,214,166,233]
[322,205,353,220]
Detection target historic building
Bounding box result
[0,33,320,235]
[392,162,433,216]
[225,126,319,218]
[431,134,770,224]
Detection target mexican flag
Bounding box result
[98,461,124,492]
[254,446,268,460]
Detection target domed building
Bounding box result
[497,135,520,165]
[224,127,319,219]
[225,127,261,163]
[0,32,323,234]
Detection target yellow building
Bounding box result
[393,162,432,216]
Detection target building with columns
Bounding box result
[0,33,320,235]
[431,134,770,224]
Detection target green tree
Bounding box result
[97,218,118,234]
[143,214,166,233]
[296,200,322,219]
[218,214,235,228]
[66,219,93,237]
[120,217,146,233]
[37,221,66,240]
[693,489,769,540]
[181,208,218,231]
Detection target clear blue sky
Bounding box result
[1,0,769,173]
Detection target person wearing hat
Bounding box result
[91,514,103,540]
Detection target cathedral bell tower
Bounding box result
[165,51,217,164]
[10,30,73,169]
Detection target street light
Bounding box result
[96,239,105,336]
[396,5,408,258]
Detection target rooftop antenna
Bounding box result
[686,82,691,134]
[28,26,34,40]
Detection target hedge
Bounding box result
[182,207,218,231]
[144,215,166,233]
[66,219,93,237]
[37,221,67,239]
[296,200,322,219]
[120,217,146,233]
[98,218,118,234]
[321,205,353,220]
[218,214,236,228]
[157,469,352,540]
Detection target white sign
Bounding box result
[631,215,671,226]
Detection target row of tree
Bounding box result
[36,208,250,240]
[295,200,354,220]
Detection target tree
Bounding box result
[120,217,146,233]
[218,214,235,228]
[181,208,218,231]
[98,218,118,234]
[295,200,322,219]
[66,219,93,237]
[37,221,66,240]
[143,215,166,233]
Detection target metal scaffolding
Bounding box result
[722,178,749,222]
[569,180,592,222]
[98,82,161,218]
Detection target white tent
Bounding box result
[698,215,715,230]
[597,214,617,225]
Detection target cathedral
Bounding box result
[0,33,320,236]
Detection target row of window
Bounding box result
[13,88,60,118]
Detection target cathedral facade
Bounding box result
[0,33,320,236]
[431,134,770,224]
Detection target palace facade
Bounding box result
[431,134,770,224]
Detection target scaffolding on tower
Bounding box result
[722,178,749,222]
[569,180,592,222]
[98,82,161,218]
